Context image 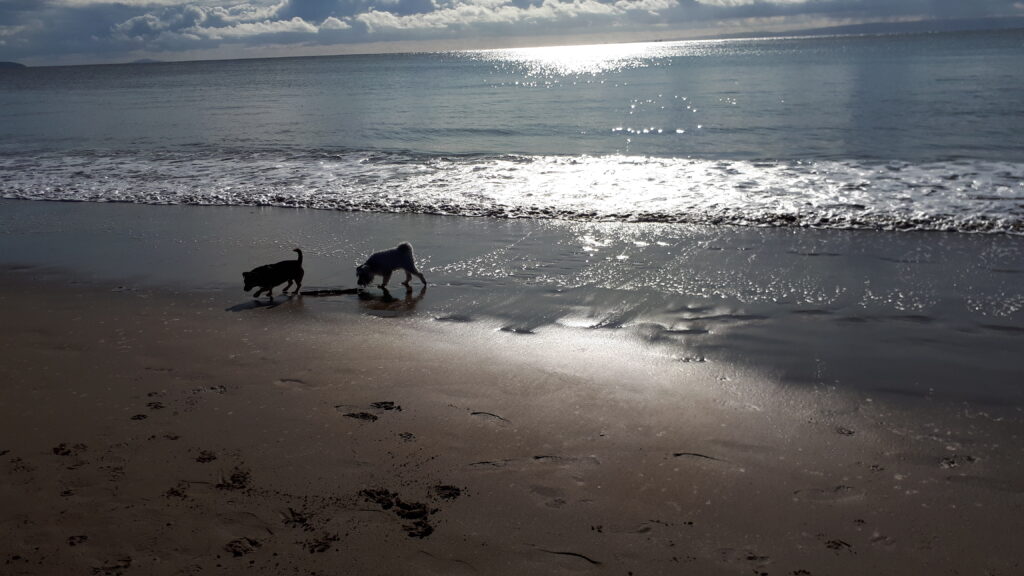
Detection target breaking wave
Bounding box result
[2,147,1023,235]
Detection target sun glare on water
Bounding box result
[476,41,671,76]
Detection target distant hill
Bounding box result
[130,59,162,64]
[0,61,27,69]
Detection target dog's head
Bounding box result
[242,271,257,292]
[356,264,374,287]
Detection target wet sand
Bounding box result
[2,199,1024,574]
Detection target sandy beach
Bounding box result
[2,199,1024,575]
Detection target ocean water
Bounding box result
[2,29,1024,233]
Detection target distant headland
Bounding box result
[0,61,27,69]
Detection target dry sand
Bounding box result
[2,267,1023,576]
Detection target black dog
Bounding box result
[243,248,304,300]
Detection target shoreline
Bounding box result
[2,198,1023,402]
[2,199,1024,574]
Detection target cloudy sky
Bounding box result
[1,0,1021,66]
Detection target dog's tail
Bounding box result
[397,242,413,253]
[293,248,303,263]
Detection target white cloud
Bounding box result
[114,14,168,38]
[354,0,678,33]
[53,0,213,6]
[53,0,283,6]
[0,25,31,38]
[616,0,678,12]
[321,16,352,30]
[109,3,327,44]
[187,16,318,39]
[694,0,815,5]
[108,4,359,46]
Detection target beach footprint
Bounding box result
[528,484,568,508]
[470,410,510,425]
[274,377,317,390]
[335,401,403,423]
[717,548,772,570]
[792,484,865,503]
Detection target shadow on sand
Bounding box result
[226,285,426,315]
[225,293,304,312]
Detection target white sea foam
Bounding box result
[1,149,1022,234]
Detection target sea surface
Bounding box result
[2,29,1024,233]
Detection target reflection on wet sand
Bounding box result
[359,285,427,316]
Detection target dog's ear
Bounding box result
[242,271,251,279]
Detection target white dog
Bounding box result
[356,242,427,288]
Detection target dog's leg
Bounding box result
[402,265,426,286]
[253,288,264,299]
[407,262,427,286]
[282,280,293,294]
[380,271,392,288]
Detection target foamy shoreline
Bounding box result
[3,152,1023,234]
